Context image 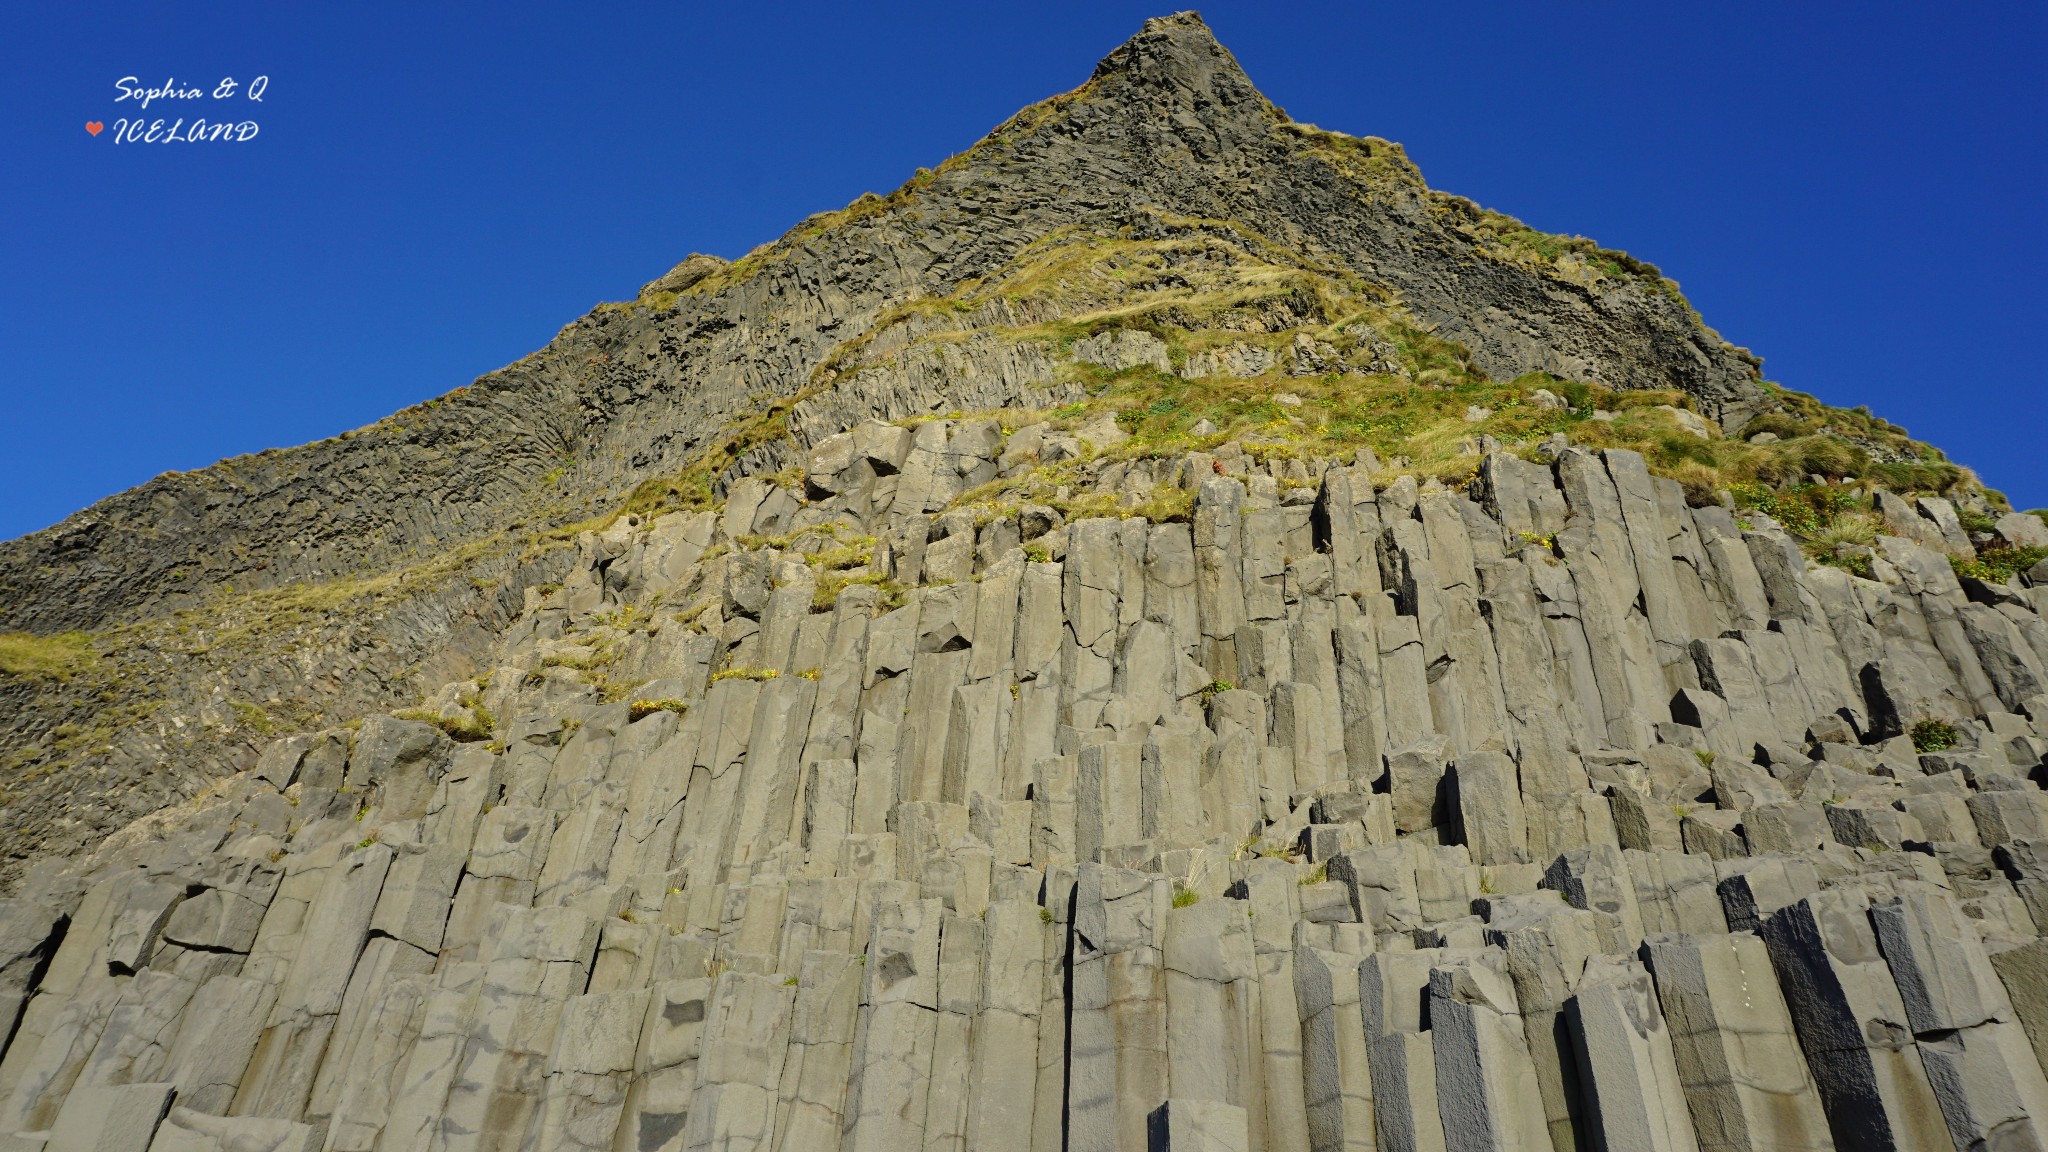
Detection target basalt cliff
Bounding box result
[3,13,2048,1152]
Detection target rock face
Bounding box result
[0,11,1774,884]
[0,12,2040,1152]
[0,12,1762,641]
[1,419,2045,1150]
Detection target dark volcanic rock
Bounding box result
[0,12,1761,639]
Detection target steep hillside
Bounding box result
[1,15,2046,1152]
[0,15,1774,639]
[0,13,1978,878]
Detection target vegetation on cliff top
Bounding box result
[591,213,1991,597]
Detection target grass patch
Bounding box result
[1431,194,1685,305]
[1816,552,1875,580]
[1284,125,1426,190]
[1910,719,1959,754]
[1953,546,2048,584]
[543,646,615,673]
[229,700,281,736]
[394,700,496,743]
[596,676,650,705]
[628,698,689,722]
[0,632,98,683]
[1732,483,1890,579]
[613,387,824,523]
[812,571,906,612]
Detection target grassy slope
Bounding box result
[3,96,2017,828]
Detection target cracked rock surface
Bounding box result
[0,13,2037,1152]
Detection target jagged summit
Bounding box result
[1087,12,1262,107]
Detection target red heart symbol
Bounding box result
[85,121,103,136]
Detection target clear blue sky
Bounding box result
[3,2,2043,540]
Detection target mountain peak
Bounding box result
[1087,11,1268,116]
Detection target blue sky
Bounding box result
[2,2,2043,540]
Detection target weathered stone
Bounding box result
[148,1108,318,1152]
[346,715,450,796]
[1568,956,1701,1152]
[47,1082,173,1152]
[1717,855,1823,935]
[1863,887,2048,1149]
[1542,844,1645,952]
[1914,1022,2048,1152]
[1971,790,2048,845]
[1992,938,2048,1078]
[1146,1098,1251,1152]
[1644,932,1833,1152]
[1368,1029,1445,1152]
[1610,787,1685,853]
[1825,802,1926,852]
[1871,885,2014,1033]
[685,972,793,1151]
[1386,735,1449,838]
[1428,960,1550,1152]
[1680,810,1747,860]
[1293,938,1374,1152]
[1626,850,1729,938]
[161,975,274,1114]
[1761,889,1954,1151]
[1743,802,1834,855]
[1451,751,1526,867]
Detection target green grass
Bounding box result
[1953,546,2048,584]
[931,256,1953,515]
[0,632,97,683]
[228,700,281,736]
[1910,719,1959,754]
[613,390,819,522]
[1727,482,1858,536]
[598,211,1982,606]
[1816,552,1875,580]
[1435,196,1679,298]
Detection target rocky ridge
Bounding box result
[0,11,1796,875]
[1,11,2045,1152]
[0,14,1771,638]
